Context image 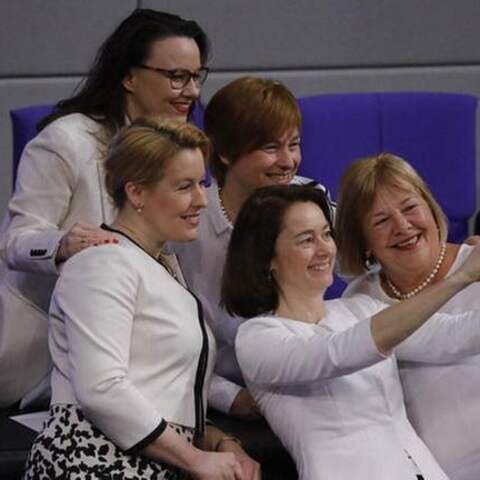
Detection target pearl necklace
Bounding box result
[385,243,447,300]
[218,187,234,227]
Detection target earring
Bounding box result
[364,250,376,270]
[136,204,143,214]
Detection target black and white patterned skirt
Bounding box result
[24,404,195,479]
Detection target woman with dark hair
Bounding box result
[337,153,480,479]
[24,117,260,480]
[0,8,210,408]
[174,76,334,419]
[223,184,480,480]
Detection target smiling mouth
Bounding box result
[266,171,295,183]
[171,101,191,114]
[308,261,332,272]
[181,213,201,226]
[391,234,421,249]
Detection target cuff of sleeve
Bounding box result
[208,375,243,414]
[10,229,65,274]
[125,418,167,455]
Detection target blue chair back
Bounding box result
[11,93,477,299]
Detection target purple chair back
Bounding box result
[10,93,477,298]
[297,92,477,298]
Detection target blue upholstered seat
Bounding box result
[10,92,478,298]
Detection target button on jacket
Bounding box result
[49,233,215,451]
[0,113,115,406]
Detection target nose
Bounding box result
[182,77,201,100]
[392,211,411,232]
[276,147,297,170]
[314,236,337,258]
[193,184,208,208]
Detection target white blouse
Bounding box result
[344,243,480,480]
[236,295,480,480]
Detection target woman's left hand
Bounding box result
[217,440,262,480]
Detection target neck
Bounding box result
[111,212,163,259]
[219,176,254,224]
[275,289,326,324]
[382,242,456,300]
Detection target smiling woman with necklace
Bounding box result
[24,118,260,480]
[337,152,480,480]
[223,184,480,480]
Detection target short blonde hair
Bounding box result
[105,117,210,209]
[335,152,448,276]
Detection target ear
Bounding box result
[124,181,146,209]
[122,69,137,94]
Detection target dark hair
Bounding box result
[39,9,210,134]
[222,184,334,318]
[105,116,210,209]
[204,76,301,186]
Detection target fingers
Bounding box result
[232,459,245,480]
[57,222,118,262]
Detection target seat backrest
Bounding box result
[10,102,207,188]
[10,104,55,188]
[10,93,477,299]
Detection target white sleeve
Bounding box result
[208,374,243,413]
[395,310,480,363]
[235,315,385,387]
[51,247,166,452]
[0,123,79,275]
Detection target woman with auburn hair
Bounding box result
[337,152,480,480]
[223,183,480,480]
[0,8,210,409]
[24,117,260,480]
[174,76,334,420]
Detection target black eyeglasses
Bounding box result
[137,65,209,89]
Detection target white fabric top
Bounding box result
[344,243,480,480]
[173,176,333,412]
[0,113,116,407]
[236,294,480,480]
[49,231,216,452]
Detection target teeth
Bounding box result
[396,236,418,247]
[309,263,330,271]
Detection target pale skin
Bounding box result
[272,201,480,355]
[108,150,260,479]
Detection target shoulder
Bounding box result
[343,270,381,297]
[59,240,139,284]
[329,294,386,321]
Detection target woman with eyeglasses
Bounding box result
[0,9,210,409]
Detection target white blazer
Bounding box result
[236,296,480,480]
[49,231,216,452]
[0,113,115,406]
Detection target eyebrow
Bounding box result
[370,194,418,218]
[293,224,330,238]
